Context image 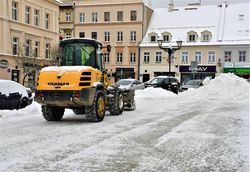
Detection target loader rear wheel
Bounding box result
[85,91,106,122]
[42,105,65,121]
[109,91,124,115]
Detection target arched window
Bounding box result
[201,30,212,42]
[161,31,172,42]
[148,32,158,43]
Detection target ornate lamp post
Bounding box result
[157,38,182,76]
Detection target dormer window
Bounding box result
[187,31,198,42]
[201,30,212,42]
[161,32,171,42]
[151,35,156,42]
[148,32,158,43]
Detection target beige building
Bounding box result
[61,0,153,83]
[0,0,61,86]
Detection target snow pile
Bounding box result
[135,87,177,99]
[0,102,41,120]
[180,73,249,101]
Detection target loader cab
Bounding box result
[60,38,103,71]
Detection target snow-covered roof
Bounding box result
[223,3,250,42]
[140,2,250,47]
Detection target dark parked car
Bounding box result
[144,76,180,94]
[180,79,203,92]
[115,79,144,110]
[0,80,33,110]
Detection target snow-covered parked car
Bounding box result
[0,80,33,110]
[115,79,144,110]
[180,79,203,92]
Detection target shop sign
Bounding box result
[179,66,216,73]
[0,59,9,68]
[234,63,250,68]
[224,68,250,74]
[224,62,234,68]
[116,68,134,72]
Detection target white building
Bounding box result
[139,2,250,83]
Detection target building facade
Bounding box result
[139,2,250,83]
[60,0,153,83]
[0,0,61,87]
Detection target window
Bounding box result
[79,32,85,38]
[130,53,136,63]
[202,35,209,42]
[25,6,30,24]
[25,40,31,57]
[45,43,50,59]
[92,32,97,39]
[79,13,85,23]
[92,12,98,22]
[155,52,162,63]
[188,34,196,42]
[163,35,170,42]
[12,37,18,55]
[34,9,39,26]
[104,53,110,63]
[117,31,123,42]
[104,32,110,42]
[65,32,71,39]
[144,52,150,63]
[12,1,18,21]
[224,51,232,62]
[181,51,188,64]
[208,51,215,63]
[116,53,123,63]
[66,12,71,22]
[195,51,202,64]
[45,13,49,29]
[239,51,246,62]
[151,35,156,42]
[104,12,110,22]
[34,41,40,57]
[130,10,137,21]
[131,31,136,42]
[117,11,123,21]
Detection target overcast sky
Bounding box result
[148,0,250,8]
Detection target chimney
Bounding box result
[169,0,174,12]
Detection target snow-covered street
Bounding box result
[0,74,249,172]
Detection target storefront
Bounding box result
[115,68,135,82]
[179,65,216,84]
[224,63,250,79]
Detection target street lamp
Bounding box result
[157,38,182,76]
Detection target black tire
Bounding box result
[19,99,28,109]
[85,91,106,122]
[109,91,124,115]
[73,109,85,115]
[41,105,65,121]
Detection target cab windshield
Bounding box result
[61,43,98,68]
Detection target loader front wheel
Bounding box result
[42,105,65,121]
[85,91,106,122]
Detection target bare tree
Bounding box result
[15,41,60,89]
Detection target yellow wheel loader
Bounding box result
[35,38,124,122]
